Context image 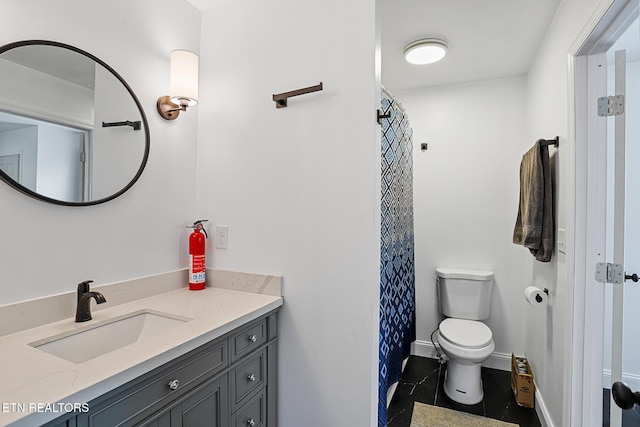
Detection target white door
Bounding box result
[601,20,640,426]
[571,2,640,426]
[0,153,20,182]
[602,48,628,427]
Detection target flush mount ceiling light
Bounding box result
[403,39,448,65]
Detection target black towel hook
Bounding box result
[541,136,559,147]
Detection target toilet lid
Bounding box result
[439,318,492,349]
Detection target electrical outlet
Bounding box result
[557,228,566,254]
[215,225,228,249]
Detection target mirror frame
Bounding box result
[0,40,150,206]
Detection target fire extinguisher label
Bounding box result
[189,254,206,283]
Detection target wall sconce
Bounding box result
[157,50,199,121]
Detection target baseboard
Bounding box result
[602,369,640,391]
[411,340,512,371]
[534,382,553,427]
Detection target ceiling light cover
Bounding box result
[403,39,448,65]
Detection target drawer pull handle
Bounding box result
[248,334,258,343]
[168,379,180,390]
[247,419,256,426]
[247,374,256,382]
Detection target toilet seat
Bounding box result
[439,318,492,348]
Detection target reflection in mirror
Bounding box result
[0,111,90,202]
[0,40,149,206]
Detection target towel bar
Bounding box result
[541,136,559,147]
[102,121,141,131]
[272,82,323,108]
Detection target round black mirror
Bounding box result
[0,40,149,206]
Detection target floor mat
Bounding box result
[410,402,519,427]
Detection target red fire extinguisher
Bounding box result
[187,220,208,291]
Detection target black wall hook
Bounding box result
[377,109,391,124]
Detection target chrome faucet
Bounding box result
[75,280,106,322]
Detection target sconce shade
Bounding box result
[157,49,199,120]
[169,50,199,106]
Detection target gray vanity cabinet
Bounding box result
[42,310,278,427]
[137,375,228,427]
[45,419,77,427]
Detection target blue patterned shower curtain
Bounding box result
[378,94,415,426]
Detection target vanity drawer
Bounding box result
[231,349,266,409]
[231,318,267,361]
[232,388,266,427]
[86,338,227,427]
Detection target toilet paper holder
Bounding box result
[535,288,549,303]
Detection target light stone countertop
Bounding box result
[0,286,283,427]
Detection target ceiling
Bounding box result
[188,0,562,93]
[381,0,561,93]
[186,0,234,10]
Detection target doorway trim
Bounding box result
[567,0,638,425]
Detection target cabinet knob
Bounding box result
[247,419,256,426]
[248,334,258,342]
[168,379,180,390]
[247,374,256,382]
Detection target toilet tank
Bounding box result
[436,268,494,320]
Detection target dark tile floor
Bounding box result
[387,356,541,427]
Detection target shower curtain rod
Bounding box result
[381,86,407,114]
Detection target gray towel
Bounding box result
[513,140,554,262]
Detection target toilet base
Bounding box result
[443,360,484,405]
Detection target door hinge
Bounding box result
[598,95,625,116]
[80,151,86,163]
[596,262,624,284]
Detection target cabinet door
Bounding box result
[83,337,227,427]
[137,411,171,427]
[230,349,266,411]
[137,375,228,427]
[43,417,77,427]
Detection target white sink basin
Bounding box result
[30,309,192,363]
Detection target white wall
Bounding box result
[1,2,382,425]
[0,0,201,304]
[396,77,531,367]
[525,0,606,424]
[393,1,619,423]
[92,64,147,200]
[0,58,94,128]
[8,1,615,426]
[196,0,380,425]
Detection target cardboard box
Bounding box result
[511,353,535,408]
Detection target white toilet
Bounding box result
[435,267,495,405]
